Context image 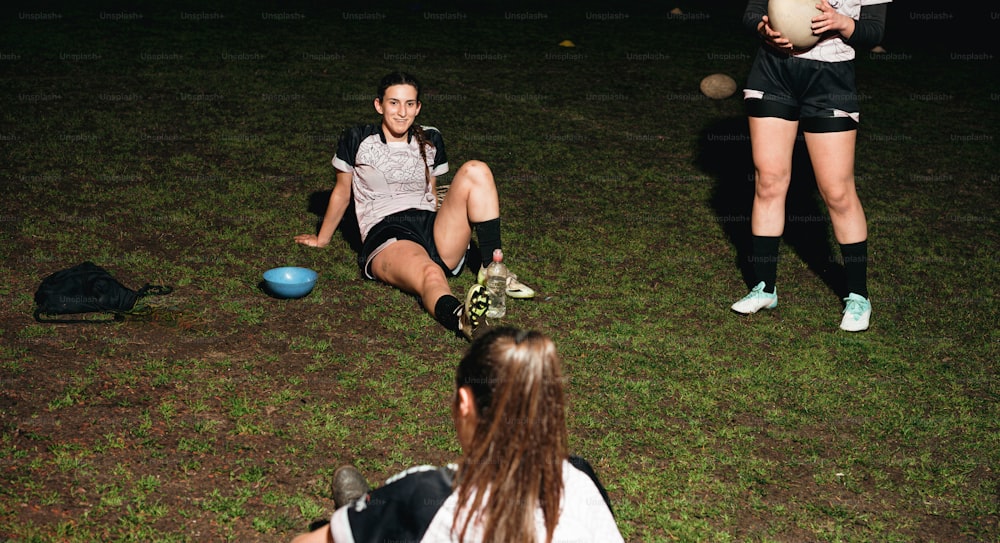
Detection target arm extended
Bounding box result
[294,170,352,248]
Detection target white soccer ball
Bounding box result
[700,73,738,100]
[767,0,822,50]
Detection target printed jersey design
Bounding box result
[328,459,624,543]
[332,124,449,240]
[795,0,892,62]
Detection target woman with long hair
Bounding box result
[290,327,624,542]
[295,72,534,340]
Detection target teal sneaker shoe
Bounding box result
[731,281,778,314]
[840,293,871,332]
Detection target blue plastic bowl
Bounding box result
[263,267,318,298]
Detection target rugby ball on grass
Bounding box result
[768,0,822,50]
[700,73,738,100]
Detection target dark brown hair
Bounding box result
[454,327,569,543]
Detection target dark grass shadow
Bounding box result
[697,116,847,297]
[306,190,362,256]
[697,116,755,287]
[782,137,847,298]
[307,519,329,533]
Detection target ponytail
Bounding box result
[411,124,432,189]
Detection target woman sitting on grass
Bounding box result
[295,71,534,340]
[290,327,624,543]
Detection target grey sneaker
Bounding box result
[731,281,778,314]
[331,465,369,509]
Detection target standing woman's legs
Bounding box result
[748,116,799,292]
[804,130,869,297]
[805,128,871,331]
[804,130,865,243]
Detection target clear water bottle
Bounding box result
[485,249,508,319]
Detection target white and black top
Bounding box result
[797,0,892,62]
[333,124,449,241]
[328,458,625,543]
[743,0,891,62]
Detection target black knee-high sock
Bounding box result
[840,240,869,298]
[751,235,780,293]
[473,218,502,268]
[433,295,462,332]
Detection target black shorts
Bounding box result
[744,47,859,133]
[359,208,465,280]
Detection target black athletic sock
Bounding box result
[751,235,780,293]
[434,295,462,332]
[840,240,869,299]
[473,218,502,268]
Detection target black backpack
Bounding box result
[33,261,172,323]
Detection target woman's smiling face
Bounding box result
[375,83,421,141]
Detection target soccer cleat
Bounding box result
[477,266,536,299]
[731,281,778,314]
[331,465,370,509]
[839,293,871,332]
[459,284,490,340]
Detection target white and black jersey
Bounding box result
[333,124,449,242]
[796,0,892,62]
[742,0,891,62]
[742,0,890,130]
[328,458,625,543]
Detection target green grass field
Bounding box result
[1,2,997,541]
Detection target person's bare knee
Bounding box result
[418,262,449,292]
[457,160,491,180]
[453,160,495,193]
[754,168,791,201]
[817,178,859,215]
[441,160,498,226]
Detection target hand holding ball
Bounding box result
[767,0,822,50]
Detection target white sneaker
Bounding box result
[731,281,777,314]
[477,266,535,299]
[840,293,871,332]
